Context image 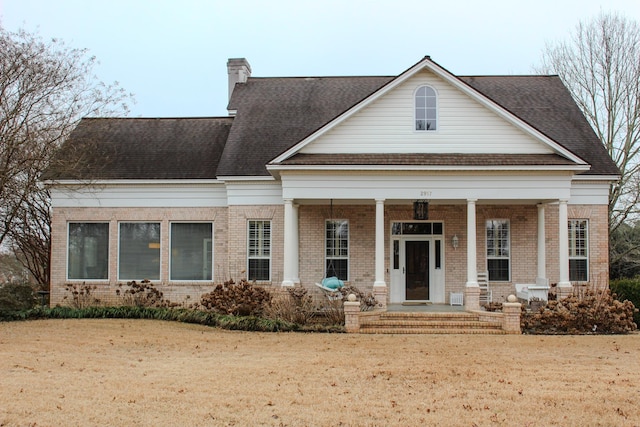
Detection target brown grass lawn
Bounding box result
[1,320,639,426]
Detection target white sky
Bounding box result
[2,0,640,117]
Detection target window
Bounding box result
[569,220,588,282]
[170,223,213,281]
[68,223,109,280]
[415,85,437,131]
[248,220,271,281]
[118,223,161,280]
[392,222,443,235]
[326,220,349,280]
[486,220,510,281]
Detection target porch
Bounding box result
[282,199,577,311]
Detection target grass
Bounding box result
[1,319,639,426]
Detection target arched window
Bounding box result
[415,85,437,131]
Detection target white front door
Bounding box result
[390,235,444,303]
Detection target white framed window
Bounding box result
[415,85,437,131]
[68,222,109,280]
[170,222,213,281]
[247,220,271,281]
[326,219,349,281]
[486,219,510,281]
[569,219,588,282]
[118,222,161,281]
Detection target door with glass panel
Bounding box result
[405,240,430,300]
[390,222,445,303]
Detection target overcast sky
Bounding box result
[2,0,640,117]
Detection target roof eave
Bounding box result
[267,164,591,173]
[43,179,225,186]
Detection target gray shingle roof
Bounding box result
[44,117,232,180]
[47,62,619,181]
[217,76,394,176]
[459,76,619,176]
[222,73,617,177]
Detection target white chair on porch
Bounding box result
[477,271,492,304]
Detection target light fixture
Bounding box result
[452,234,459,250]
[413,200,429,220]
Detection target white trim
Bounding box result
[485,219,511,282]
[325,219,350,282]
[217,176,276,182]
[568,219,589,282]
[572,174,619,181]
[168,221,214,282]
[45,179,223,186]
[50,185,228,208]
[269,164,590,173]
[413,84,439,132]
[66,222,110,282]
[271,57,589,166]
[117,221,162,282]
[280,172,573,201]
[247,220,272,282]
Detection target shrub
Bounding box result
[200,279,271,316]
[610,278,640,324]
[0,281,37,311]
[63,283,101,308]
[522,289,637,334]
[117,279,173,308]
[314,285,379,325]
[263,286,316,325]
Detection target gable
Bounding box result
[299,69,555,155]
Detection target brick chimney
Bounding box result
[227,58,251,101]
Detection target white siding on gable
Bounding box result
[300,69,555,155]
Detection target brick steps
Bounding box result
[359,311,506,334]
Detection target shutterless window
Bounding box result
[415,85,437,131]
[248,220,271,281]
[170,223,213,281]
[326,220,349,281]
[118,222,161,280]
[68,223,109,280]
[569,220,588,282]
[486,220,510,281]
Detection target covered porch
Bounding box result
[279,196,574,311]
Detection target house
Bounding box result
[43,56,619,311]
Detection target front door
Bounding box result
[405,240,430,300]
[389,222,445,303]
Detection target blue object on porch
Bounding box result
[321,276,344,290]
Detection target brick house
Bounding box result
[43,56,619,310]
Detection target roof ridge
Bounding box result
[82,116,233,120]
[246,75,395,80]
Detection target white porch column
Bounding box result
[292,202,300,284]
[537,203,546,282]
[281,198,296,287]
[373,199,387,310]
[466,199,478,286]
[465,199,480,311]
[557,199,571,296]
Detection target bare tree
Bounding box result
[0,26,132,284]
[537,12,640,233]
